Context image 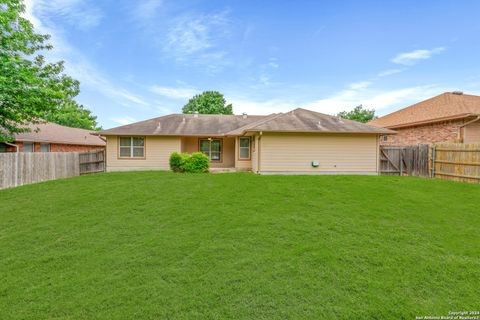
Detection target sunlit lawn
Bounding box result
[1,172,479,319]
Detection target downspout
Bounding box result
[458,115,480,141]
[5,142,19,152]
[257,131,262,173]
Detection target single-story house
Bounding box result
[369,91,480,145]
[100,108,394,174]
[0,122,106,153]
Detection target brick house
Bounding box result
[0,122,105,153]
[369,91,480,145]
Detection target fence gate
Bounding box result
[379,145,429,177]
[79,150,105,174]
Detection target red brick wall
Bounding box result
[49,144,103,152]
[380,119,466,146]
[7,141,104,152]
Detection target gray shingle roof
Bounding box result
[100,114,267,136]
[100,108,395,136]
[232,108,395,134]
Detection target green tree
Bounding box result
[337,105,377,123]
[0,0,86,140]
[44,102,101,130]
[182,91,233,115]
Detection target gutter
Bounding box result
[381,113,474,130]
[5,142,19,152]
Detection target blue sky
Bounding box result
[24,0,480,128]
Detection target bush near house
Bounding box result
[169,152,209,173]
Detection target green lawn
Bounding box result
[1,172,479,319]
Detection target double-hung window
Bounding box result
[119,137,145,158]
[199,139,221,161]
[239,137,251,160]
[40,143,50,152]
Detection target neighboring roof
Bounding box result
[100,108,394,136]
[14,122,105,146]
[369,92,480,129]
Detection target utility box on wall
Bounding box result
[311,160,320,167]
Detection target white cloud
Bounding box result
[304,85,442,115]
[349,81,371,90]
[163,11,230,64]
[377,69,403,77]
[230,83,444,117]
[111,117,137,125]
[26,0,103,31]
[23,0,149,108]
[230,97,295,115]
[392,47,445,65]
[150,86,198,99]
[133,0,164,21]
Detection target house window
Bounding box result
[383,136,388,142]
[23,142,34,152]
[40,143,50,152]
[199,139,222,161]
[119,137,145,158]
[239,137,251,159]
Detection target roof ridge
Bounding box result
[225,112,284,135]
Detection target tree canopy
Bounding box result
[0,0,98,141]
[44,102,101,130]
[182,91,233,115]
[337,105,377,123]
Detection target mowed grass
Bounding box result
[1,172,479,319]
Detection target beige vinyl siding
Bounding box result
[106,136,181,171]
[258,133,378,173]
[464,121,480,143]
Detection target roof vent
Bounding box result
[193,111,199,118]
[452,91,463,95]
[242,112,247,119]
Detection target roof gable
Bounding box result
[369,92,480,128]
[232,108,394,134]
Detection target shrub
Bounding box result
[169,152,209,173]
[183,152,210,173]
[169,152,184,172]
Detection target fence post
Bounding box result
[431,145,436,178]
[399,149,403,176]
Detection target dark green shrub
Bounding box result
[169,152,184,172]
[183,152,209,173]
[169,152,209,173]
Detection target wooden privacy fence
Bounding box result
[0,150,105,189]
[0,152,80,189]
[431,143,480,183]
[379,145,430,177]
[79,150,105,174]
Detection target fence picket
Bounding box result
[379,145,430,177]
[0,149,105,189]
